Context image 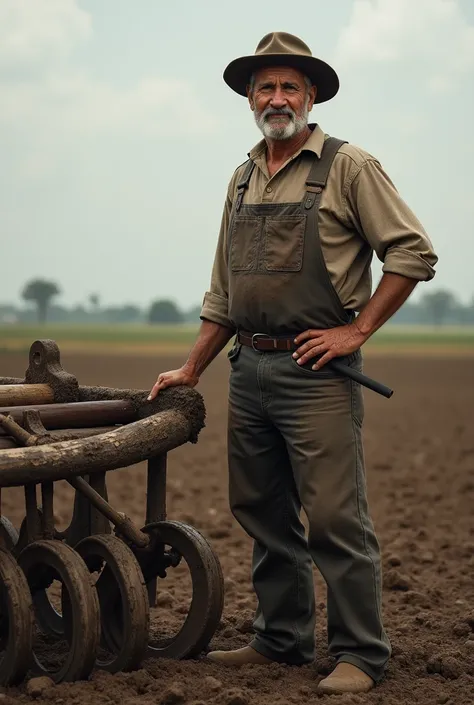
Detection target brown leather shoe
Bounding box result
[206,646,274,666]
[317,662,375,694]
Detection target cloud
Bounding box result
[0,0,91,69]
[0,0,217,178]
[335,0,474,94]
[1,73,217,136]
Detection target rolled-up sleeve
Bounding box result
[200,194,236,330]
[344,158,438,281]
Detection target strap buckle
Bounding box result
[235,188,245,211]
[251,333,270,352]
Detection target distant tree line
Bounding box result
[0,279,201,325]
[0,278,473,327]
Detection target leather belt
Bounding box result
[238,331,297,352]
[237,331,394,399]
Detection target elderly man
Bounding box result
[148,32,437,695]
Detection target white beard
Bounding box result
[255,100,309,140]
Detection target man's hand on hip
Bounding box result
[293,323,368,370]
[147,365,199,401]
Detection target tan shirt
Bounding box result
[201,124,438,330]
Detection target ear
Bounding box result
[307,84,317,112]
[246,85,255,111]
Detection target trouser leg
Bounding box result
[228,346,315,663]
[270,352,391,682]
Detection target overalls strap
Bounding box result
[304,137,347,210]
[235,160,256,212]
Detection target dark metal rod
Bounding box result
[146,454,167,607]
[67,475,149,548]
[88,472,111,535]
[329,360,394,398]
[41,482,55,539]
[146,454,167,524]
[24,483,40,541]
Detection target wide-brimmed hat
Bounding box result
[223,31,339,104]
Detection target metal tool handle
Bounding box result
[329,360,394,399]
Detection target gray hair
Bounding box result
[248,72,313,95]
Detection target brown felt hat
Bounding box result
[223,31,339,104]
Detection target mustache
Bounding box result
[261,106,295,121]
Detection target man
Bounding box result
[148,32,437,695]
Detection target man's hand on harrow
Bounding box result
[147,365,199,401]
[293,322,368,370]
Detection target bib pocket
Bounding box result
[264,215,306,272]
[229,216,261,272]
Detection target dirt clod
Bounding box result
[223,689,248,705]
[25,678,55,698]
[155,590,174,607]
[384,569,412,591]
[160,684,185,705]
[203,677,222,692]
[426,655,464,679]
[453,621,471,638]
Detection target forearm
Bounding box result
[184,319,235,377]
[355,272,418,338]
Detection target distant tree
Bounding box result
[21,278,60,323]
[421,289,457,326]
[148,299,183,324]
[89,293,100,312]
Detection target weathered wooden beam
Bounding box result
[0,400,136,430]
[0,409,191,487]
[0,426,118,449]
[0,384,54,407]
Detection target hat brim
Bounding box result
[223,54,339,103]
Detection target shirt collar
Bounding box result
[248,123,326,162]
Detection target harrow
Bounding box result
[0,340,224,685]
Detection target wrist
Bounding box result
[183,361,198,378]
[353,317,373,339]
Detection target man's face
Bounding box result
[248,67,316,141]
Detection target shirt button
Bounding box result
[266,186,272,193]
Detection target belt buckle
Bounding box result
[251,333,269,352]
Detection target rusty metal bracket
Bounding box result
[24,340,79,403]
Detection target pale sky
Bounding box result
[1,0,473,310]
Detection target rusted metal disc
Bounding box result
[136,520,224,659]
[8,512,65,639]
[17,540,100,683]
[75,534,149,673]
[0,548,34,686]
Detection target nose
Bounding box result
[270,87,287,109]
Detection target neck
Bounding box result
[265,125,312,165]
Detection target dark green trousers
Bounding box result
[227,345,391,682]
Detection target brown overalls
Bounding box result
[226,137,391,681]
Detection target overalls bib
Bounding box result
[227,137,352,335]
